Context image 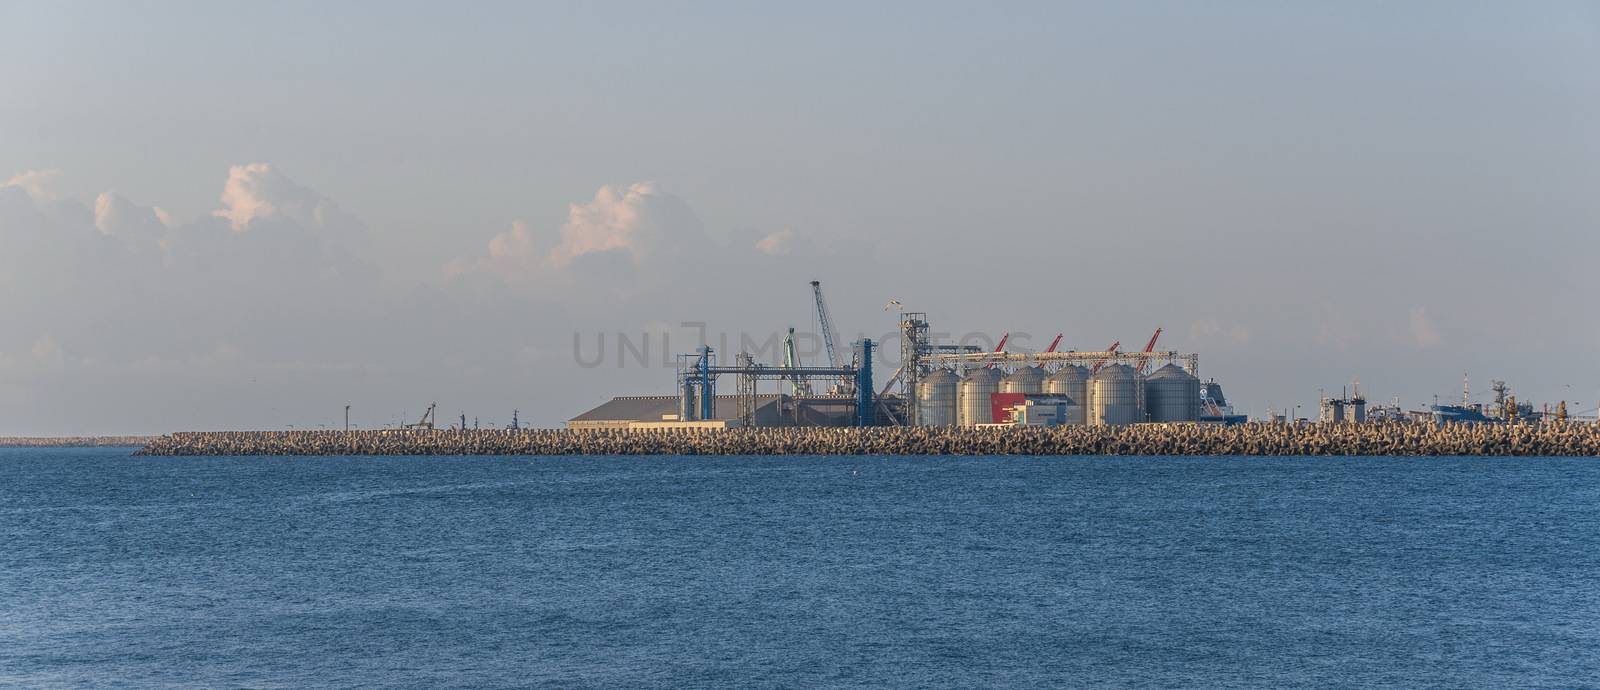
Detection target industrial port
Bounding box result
[565,280,1586,432]
[135,280,1597,456]
[568,280,1228,432]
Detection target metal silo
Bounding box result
[957,368,1002,426]
[1143,363,1200,422]
[999,366,1046,395]
[1044,365,1090,425]
[1089,364,1143,426]
[915,369,960,427]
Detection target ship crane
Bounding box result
[1089,341,1121,373]
[1132,328,1163,375]
[982,333,1010,369]
[404,402,437,430]
[1037,333,1062,368]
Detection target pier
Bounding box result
[136,422,1600,457]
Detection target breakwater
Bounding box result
[136,422,1600,457]
[3,436,155,448]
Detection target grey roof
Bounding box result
[1145,363,1196,380]
[569,394,786,423]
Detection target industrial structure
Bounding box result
[568,280,1230,431]
[1319,382,1368,423]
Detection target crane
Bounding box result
[781,327,814,396]
[404,402,437,429]
[1089,341,1121,373]
[810,280,852,393]
[1132,328,1163,375]
[1038,333,1062,368]
[982,333,1010,369]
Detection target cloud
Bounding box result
[0,164,384,380]
[212,163,343,232]
[464,182,704,283]
[94,192,170,238]
[3,169,63,201]
[1408,306,1442,348]
[754,228,794,256]
[1,164,735,432]
[548,182,700,267]
[487,220,540,263]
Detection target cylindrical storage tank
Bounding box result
[914,369,960,427]
[1044,365,1090,425]
[957,368,1002,426]
[679,382,697,421]
[999,366,1046,395]
[1089,364,1142,426]
[1143,363,1200,422]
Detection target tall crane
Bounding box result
[810,280,852,393]
[1038,333,1062,368]
[1089,341,1121,373]
[982,333,1011,369]
[404,402,437,429]
[781,327,814,396]
[1132,328,1163,375]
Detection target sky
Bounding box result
[2,1,1598,434]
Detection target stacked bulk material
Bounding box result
[137,422,1600,457]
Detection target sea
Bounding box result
[2,448,1598,688]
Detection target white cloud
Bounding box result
[487,220,539,262]
[754,228,794,255]
[3,169,63,201]
[548,182,699,267]
[212,163,340,231]
[465,182,703,284]
[0,164,384,381]
[1409,306,1442,348]
[93,192,169,238]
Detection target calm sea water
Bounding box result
[2,448,1598,688]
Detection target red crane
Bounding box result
[1043,333,1063,355]
[1132,327,1163,375]
[1089,341,1121,373]
[983,332,1010,369]
[1035,332,1063,369]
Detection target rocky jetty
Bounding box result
[3,436,155,447]
[135,422,1600,457]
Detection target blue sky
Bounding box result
[2,2,1598,432]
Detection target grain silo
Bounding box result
[1143,363,1200,422]
[1089,364,1142,426]
[957,368,1003,426]
[914,369,960,427]
[999,366,1045,395]
[1044,365,1090,425]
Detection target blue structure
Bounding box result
[855,339,874,426]
[671,342,866,426]
[1431,404,1496,425]
[677,347,717,421]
